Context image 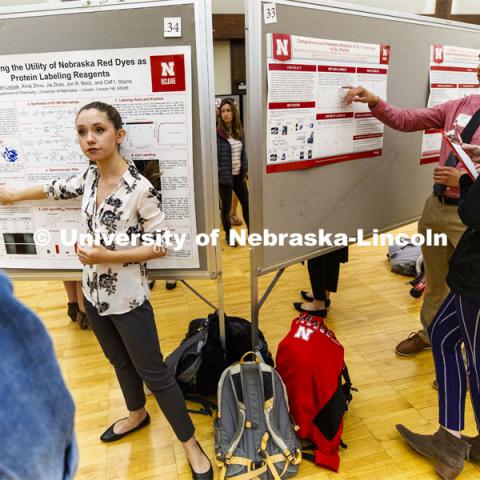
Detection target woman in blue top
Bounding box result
[217,98,249,246]
[0,102,212,480]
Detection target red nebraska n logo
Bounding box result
[294,326,314,342]
[272,33,291,62]
[433,45,444,64]
[161,61,175,77]
[150,54,186,92]
[379,45,390,65]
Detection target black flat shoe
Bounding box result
[100,412,150,442]
[76,311,89,330]
[293,302,327,318]
[189,441,213,480]
[300,291,313,302]
[300,291,331,308]
[67,302,79,322]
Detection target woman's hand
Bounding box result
[0,186,17,205]
[461,144,480,163]
[343,86,380,108]
[77,245,113,265]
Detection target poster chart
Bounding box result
[266,33,390,173]
[420,44,480,164]
[0,46,198,270]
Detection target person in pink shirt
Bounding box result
[344,71,480,357]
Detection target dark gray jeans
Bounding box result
[84,297,194,442]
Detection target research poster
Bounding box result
[266,33,390,173]
[0,46,199,270]
[420,44,480,164]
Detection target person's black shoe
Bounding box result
[300,291,313,302]
[293,302,327,317]
[100,412,150,443]
[300,291,331,308]
[189,441,213,480]
[76,311,90,330]
[67,302,79,322]
[165,280,177,290]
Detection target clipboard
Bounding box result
[442,130,479,180]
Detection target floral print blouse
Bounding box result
[44,161,165,316]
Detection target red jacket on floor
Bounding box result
[276,313,346,472]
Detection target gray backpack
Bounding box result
[215,352,301,479]
[387,242,422,276]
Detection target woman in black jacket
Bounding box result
[217,98,249,246]
[395,146,480,479]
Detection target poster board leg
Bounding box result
[251,252,260,351]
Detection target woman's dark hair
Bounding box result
[76,101,123,130]
[218,98,243,139]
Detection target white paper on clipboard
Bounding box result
[442,131,479,180]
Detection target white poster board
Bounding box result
[0,45,199,270]
[420,44,480,164]
[266,33,390,173]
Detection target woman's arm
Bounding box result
[456,144,480,228]
[0,185,47,205]
[0,168,89,205]
[77,244,166,265]
[78,182,168,265]
[457,174,480,228]
[241,136,248,176]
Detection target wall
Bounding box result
[213,40,231,95]
[340,0,436,14]
[451,0,480,14]
[0,0,49,5]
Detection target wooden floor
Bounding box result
[12,222,480,480]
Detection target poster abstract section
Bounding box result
[0,46,199,269]
[266,33,390,173]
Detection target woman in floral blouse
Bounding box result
[0,102,212,480]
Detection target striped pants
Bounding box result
[428,291,480,431]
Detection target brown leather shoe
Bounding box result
[462,435,480,462]
[396,425,470,479]
[395,332,431,356]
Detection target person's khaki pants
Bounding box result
[417,193,466,342]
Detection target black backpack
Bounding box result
[165,312,274,400]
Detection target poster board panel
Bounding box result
[248,0,480,274]
[0,1,218,279]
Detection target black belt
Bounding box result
[433,191,459,206]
